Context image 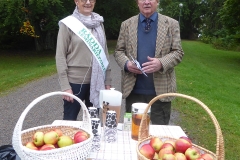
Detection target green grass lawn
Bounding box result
[174,40,240,160]
[0,50,57,95]
[0,40,239,159]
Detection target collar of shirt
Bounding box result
[139,12,158,23]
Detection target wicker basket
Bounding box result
[12,91,94,160]
[136,93,225,160]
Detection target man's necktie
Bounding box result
[145,18,151,31]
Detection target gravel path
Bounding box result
[0,55,178,146]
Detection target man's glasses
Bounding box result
[139,0,155,2]
[81,0,96,3]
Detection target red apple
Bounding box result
[25,142,38,150]
[44,131,59,145]
[158,148,175,159]
[160,143,175,152]
[53,143,59,148]
[74,130,89,143]
[39,144,55,151]
[164,140,176,150]
[139,144,155,159]
[57,135,73,148]
[150,137,163,153]
[162,153,175,160]
[74,130,89,138]
[175,152,187,160]
[179,136,192,144]
[185,147,201,160]
[197,153,214,160]
[175,137,192,153]
[53,128,63,137]
[32,131,44,147]
[74,135,88,143]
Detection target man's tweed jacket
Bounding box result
[114,13,184,101]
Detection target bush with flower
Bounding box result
[20,20,39,38]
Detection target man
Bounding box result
[114,0,184,125]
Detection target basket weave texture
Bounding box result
[12,92,94,160]
[136,93,225,160]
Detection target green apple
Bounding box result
[185,147,201,160]
[162,153,175,160]
[43,131,59,145]
[158,148,175,160]
[174,152,187,160]
[57,135,73,148]
[32,131,44,147]
[25,142,38,150]
[150,137,163,153]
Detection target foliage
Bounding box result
[94,0,138,39]
[0,0,239,50]
[219,0,240,37]
[20,20,39,38]
[200,0,225,38]
[159,0,205,39]
[0,0,137,50]
[197,0,240,51]
[0,0,72,51]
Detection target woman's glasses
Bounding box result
[81,0,96,3]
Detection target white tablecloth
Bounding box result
[52,120,187,160]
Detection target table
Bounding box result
[52,120,187,160]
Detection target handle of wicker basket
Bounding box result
[12,91,92,151]
[138,93,224,160]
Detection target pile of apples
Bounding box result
[139,136,214,160]
[24,128,89,151]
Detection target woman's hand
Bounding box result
[63,89,74,103]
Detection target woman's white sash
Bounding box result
[59,16,109,73]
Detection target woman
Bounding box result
[56,0,112,120]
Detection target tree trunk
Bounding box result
[34,38,43,52]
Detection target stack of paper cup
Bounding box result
[91,118,101,151]
[88,107,98,118]
[91,118,101,136]
[104,110,117,143]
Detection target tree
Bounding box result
[200,0,225,38]
[219,0,240,40]
[20,0,71,51]
[0,0,72,51]
[94,0,138,39]
[159,0,205,39]
[0,0,138,50]
[0,0,26,49]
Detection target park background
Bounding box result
[0,0,240,160]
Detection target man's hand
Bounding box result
[63,89,74,103]
[142,56,162,73]
[127,60,142,74]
